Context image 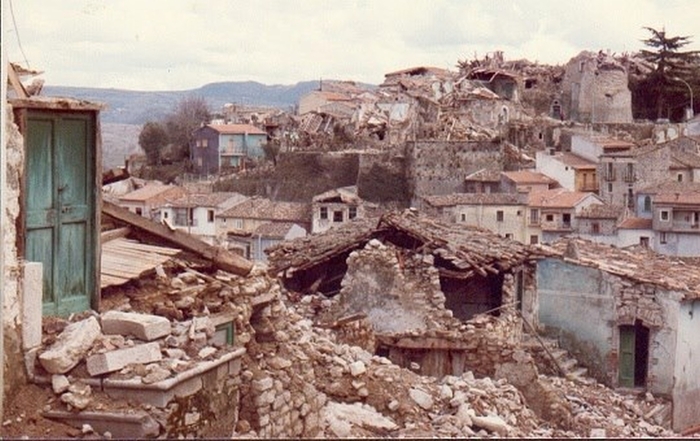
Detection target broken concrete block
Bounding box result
[349,361,366,377]
[409,388,433,410]
[61,382,92,410]
[471,414,509,436]
[39,316,102,374]
[86,342,162,376]
[142,365,170,384]
[52,374,70,394]
[198,346,217,359]
[22,262,43,350]
[101,311,171,341]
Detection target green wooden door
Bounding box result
[619,325,635,387]
[25,111,96,316]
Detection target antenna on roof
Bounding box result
[319,77,323,92]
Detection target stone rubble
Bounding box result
[26,259,682,438]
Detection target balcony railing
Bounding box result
[622,171,636,183]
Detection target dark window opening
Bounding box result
[496,210,504,222]
[563,213,571,227]
[546,214,554,222]
[530,235,539,245]
[440,273,504,321]
[333,210,343,222]
[135,207,143,216]
[208,209,215,223]
[643,196,651,212]
[592,222,600,234]
[320,206,328,220]
[348,206,357,219]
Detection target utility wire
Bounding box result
[8,0,30,68]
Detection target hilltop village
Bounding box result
[2,49,700,438]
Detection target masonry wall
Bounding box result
[537,258,679,396]
[673,299,700,432]
[407,140,504,208]
[3,105,26,402]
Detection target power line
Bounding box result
[8,0,30,68]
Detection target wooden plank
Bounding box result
[101,227,131,243]
[102,201,253,276]
[104,239,181,256]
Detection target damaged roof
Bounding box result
[576,204,623,219]
[528,188,600,209]
[312,186,361,204]
[541,238,700,300]
[218,197,310,223]
[267,209,543,279]
[424,193,525,207]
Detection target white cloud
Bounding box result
[3,0,699,90]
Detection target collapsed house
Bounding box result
[266,209,544,378]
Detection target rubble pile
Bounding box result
[18,253,682,438]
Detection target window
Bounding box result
[545,214,554,222]
[562,213,571,227]
[678,173,684,182]
[592,222,600,234]
[660,210,669,221]
[135,207,143,216]
[202,138,208,148]
[234,219,243,229]
[162,211,168,219]
[660,232,668,244]
[348,206,357,219]
[320,206,328,220]
[461,213,466,222]
[640,237,649,247]
[505,233,513,239]
[496,210,504,222]
[643,196,651,212]
[530,235,539,245]
[627,188,634,209]
[608,183,613,193]
[333,211,343,222]
[579,61,585,72]
[208,209,215,223]
[530,209,539,224]
[516,210,522,216]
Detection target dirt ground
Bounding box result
[1,383,78,439]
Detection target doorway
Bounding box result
[618,320,650,387]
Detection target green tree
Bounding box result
[138,121,168,165]
[634,27,700,121]
[164,95,211,161]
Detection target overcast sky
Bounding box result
[3,0,699,91]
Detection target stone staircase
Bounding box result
[521,333,596,385]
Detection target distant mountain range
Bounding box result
[43,80,327,124]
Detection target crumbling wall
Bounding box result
[3,105,26,401]
[407,140,504,208]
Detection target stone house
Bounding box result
[266,210,544,378]
[527,189,604,244]
[573,203,624,238]
[536,238,700,432]
[216,197,310,259]
[669,145,700,183]
[117,183,185,220]
[501,170,558,194]
[598,143,670,210]
[155,191,248,245]
[464,168,502,193]
[536,150,598,193]
[423,193,528,242]
[190,124,267,175]
[560,51,632,124]
[311,186,370,234]
[636,181,700,256]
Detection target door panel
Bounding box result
[25,111,95,316]
[619,326,635,388]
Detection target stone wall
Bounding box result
[3,105,26,403]
[407,140,504,208]
[357,151,409,206]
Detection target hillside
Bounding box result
[43,80,324,124]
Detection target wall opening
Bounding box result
[619,320,650,388]
[440,273,504,321]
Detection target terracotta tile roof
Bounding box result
[618,217,653,229]
[207,124,266,135]
[604,142,663,158]
[312,186,360,204]
[266,209,544,276]
[159,192,247,209]
[670,149,700,169]
[465,168,502,182]
[577,204,623,219]
[557,152,596,169]
[502,170,557,185]
[424,193,525,207]
[253,222,303,239]
[219,197,310,224]
[528,188,599,209]
[541,238,700,300]
[639,181,700,205]
[118,184,183,203]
